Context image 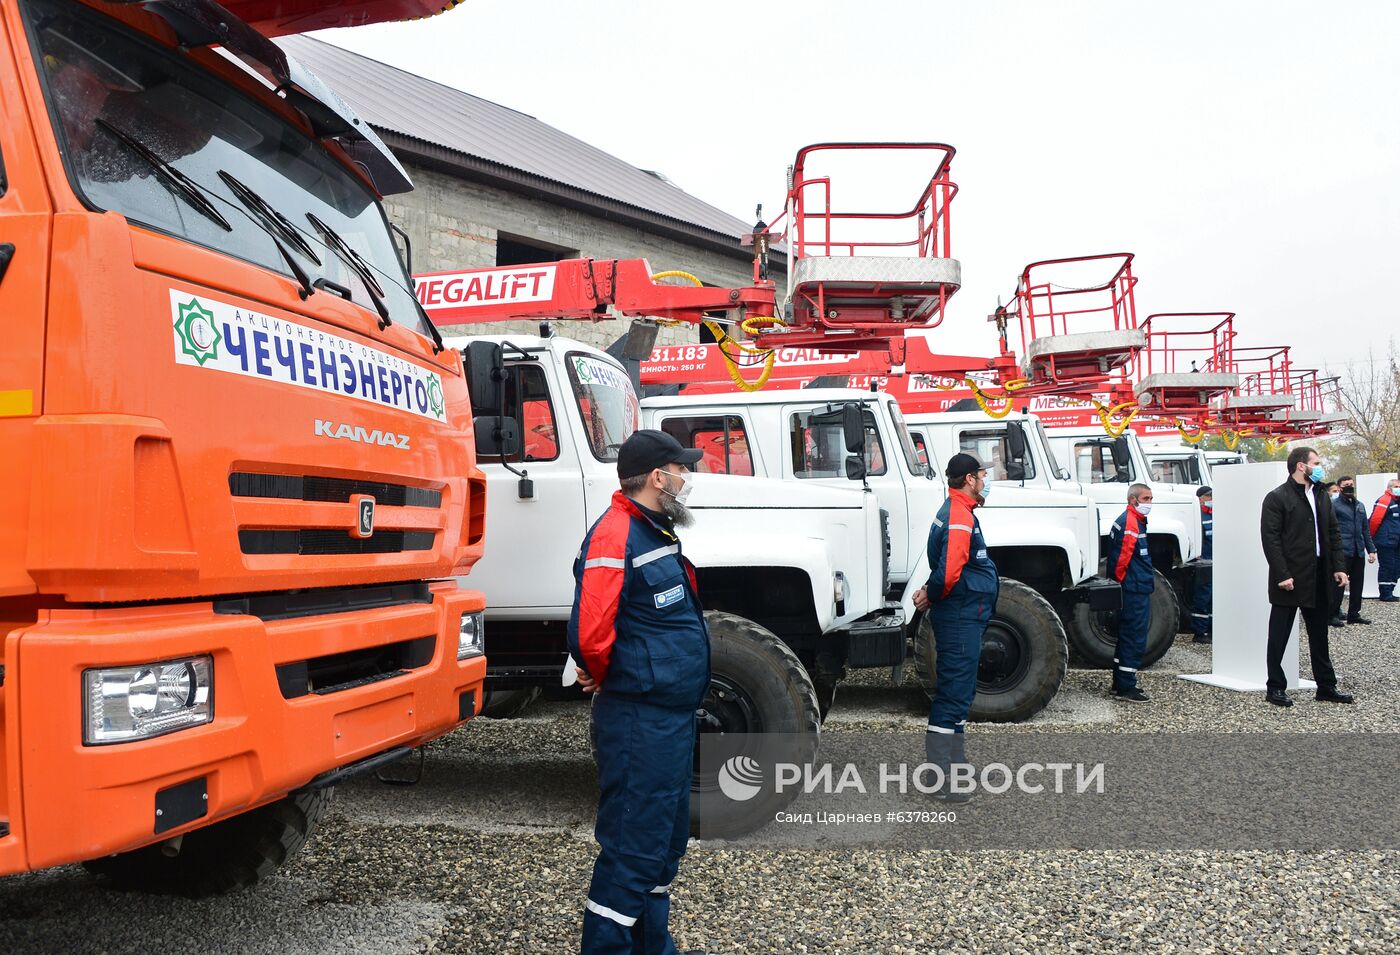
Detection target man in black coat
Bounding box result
[1259,446,1354,707]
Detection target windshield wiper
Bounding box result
[95,119,232,232]
[217,170,322,266]
[306,212,384,298]
[304,211,392,329]
[305,214,445,353]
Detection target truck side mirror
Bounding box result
[1110,437,1130,469]
[473,415,521,458]
[622,320,661,361]
[841,404,865,455]
[465,341,506,417]
[1007,421,1027,461]
[845,456,867,481]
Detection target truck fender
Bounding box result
[682,530,843,632]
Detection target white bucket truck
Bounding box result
[451,333,902,836]
[642,389,1122,721]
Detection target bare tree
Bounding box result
[1322,341,1400,474]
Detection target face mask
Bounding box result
[1309,465,1325,484]
[1330,492,1340,502]
[1342,487,1356,498]
[1202,502,1213,512]
[662,469,694,506]
[1137,503,1153,517]
[978,483,991,502]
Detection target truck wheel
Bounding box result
[914,580,1068,723]
[690,611,820,840]
[480,687,542,719]
[1064,569,1181,669]
[82,789,332,897]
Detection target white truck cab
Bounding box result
[450,333,902,835]
[1044,424,1210,644]
[903,410,1171,670]
[1144,444,1213,489]
[643,389,1115,721]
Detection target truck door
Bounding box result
[0,9,53,594]
[785,402,912,579]
[471,357,587,613]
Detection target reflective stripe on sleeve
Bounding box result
[583,556,627,569]
[650,884,671,895]
[1117,665,1138,673]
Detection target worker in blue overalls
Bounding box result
[568,430,710,955]
[1109,483,1155,703]
[913,452,998,800]
[1370,476,1400,602]
[1191,486,1214,643]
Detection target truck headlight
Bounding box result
[458,611,485,659]
[83,656,213,745]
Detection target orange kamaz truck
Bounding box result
[0,0,487,893]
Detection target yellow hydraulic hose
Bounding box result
[1177,419,1206,444]
[966,378,1028,419]
[651,271,786,392]
[1091,399,1139,438]
[1265,435,1289,454]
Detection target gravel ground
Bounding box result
[3,602,1397,954]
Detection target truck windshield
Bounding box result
[885,400,925,476]
[566,352,638,462]
[24,0,433,341]
[1035,418,1065,480]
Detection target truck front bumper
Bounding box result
[842,604,907,668]
[1,580,485,876]
[1067,576,1124,612]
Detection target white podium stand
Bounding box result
[1356,473,1390,599]
[1182,462,1316,692]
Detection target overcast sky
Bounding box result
[315,0,1399,378]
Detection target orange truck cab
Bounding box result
[0,0,487,891]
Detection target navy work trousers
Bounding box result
[926,590,994,762]
[1115,590,1152,691]
[1192,577,1213,640]
[583,695,696,955]
[1379,546,1399,600]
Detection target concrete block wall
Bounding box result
[386,163,780,352]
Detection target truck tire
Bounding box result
[1063,569,1180,669]
[914,579,1068,723]
[479,687,542,719]
[82,789,332,897]
[690,611,820,840]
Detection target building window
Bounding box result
[659,415,753,475]
[496,233,572,267]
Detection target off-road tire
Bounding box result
[689,611,820,839]
[83,789,332,897]
[914,579,1068,723]
[1063,568,1181,669]
[479,687,543,719]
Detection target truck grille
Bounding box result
[879,508,892,594]
[239,529,435,555]
[229,472,441,508]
